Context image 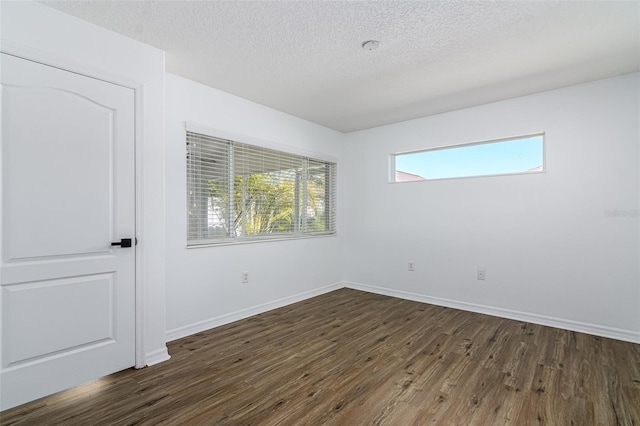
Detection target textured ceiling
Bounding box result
[40,1,640,133]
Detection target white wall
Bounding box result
[342,73,640,342]
[165,73,344,340]
[0,1,169,365]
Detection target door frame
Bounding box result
[1,42,146,369]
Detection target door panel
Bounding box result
[3,86,113,260]
[4,274,114,365]
[0,53,136,410]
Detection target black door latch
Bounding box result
[111,238,132,248]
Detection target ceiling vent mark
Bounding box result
[361,40,381,51]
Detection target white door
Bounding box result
[0,53,136,410]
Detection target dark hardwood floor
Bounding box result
[2,288,639,425]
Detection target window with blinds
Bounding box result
[187,131,337,246]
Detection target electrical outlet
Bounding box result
[477,269,486,281]
[242,271,249,283]
[408,262,415,272]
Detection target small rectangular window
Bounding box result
[187,130,336,246]
[391,133,544,182]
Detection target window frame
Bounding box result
[185,123,337,248]
[389,132,546,183]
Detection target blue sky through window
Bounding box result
[394,135,544,180]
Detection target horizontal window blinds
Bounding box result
[187,131,336,246]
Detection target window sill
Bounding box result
[186,232,337,248]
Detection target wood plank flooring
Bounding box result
[2,288,639,425]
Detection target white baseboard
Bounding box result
[344,281,640,344]
[166,282,343,342]
[165,281,639,345]
[145,347,171,366]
